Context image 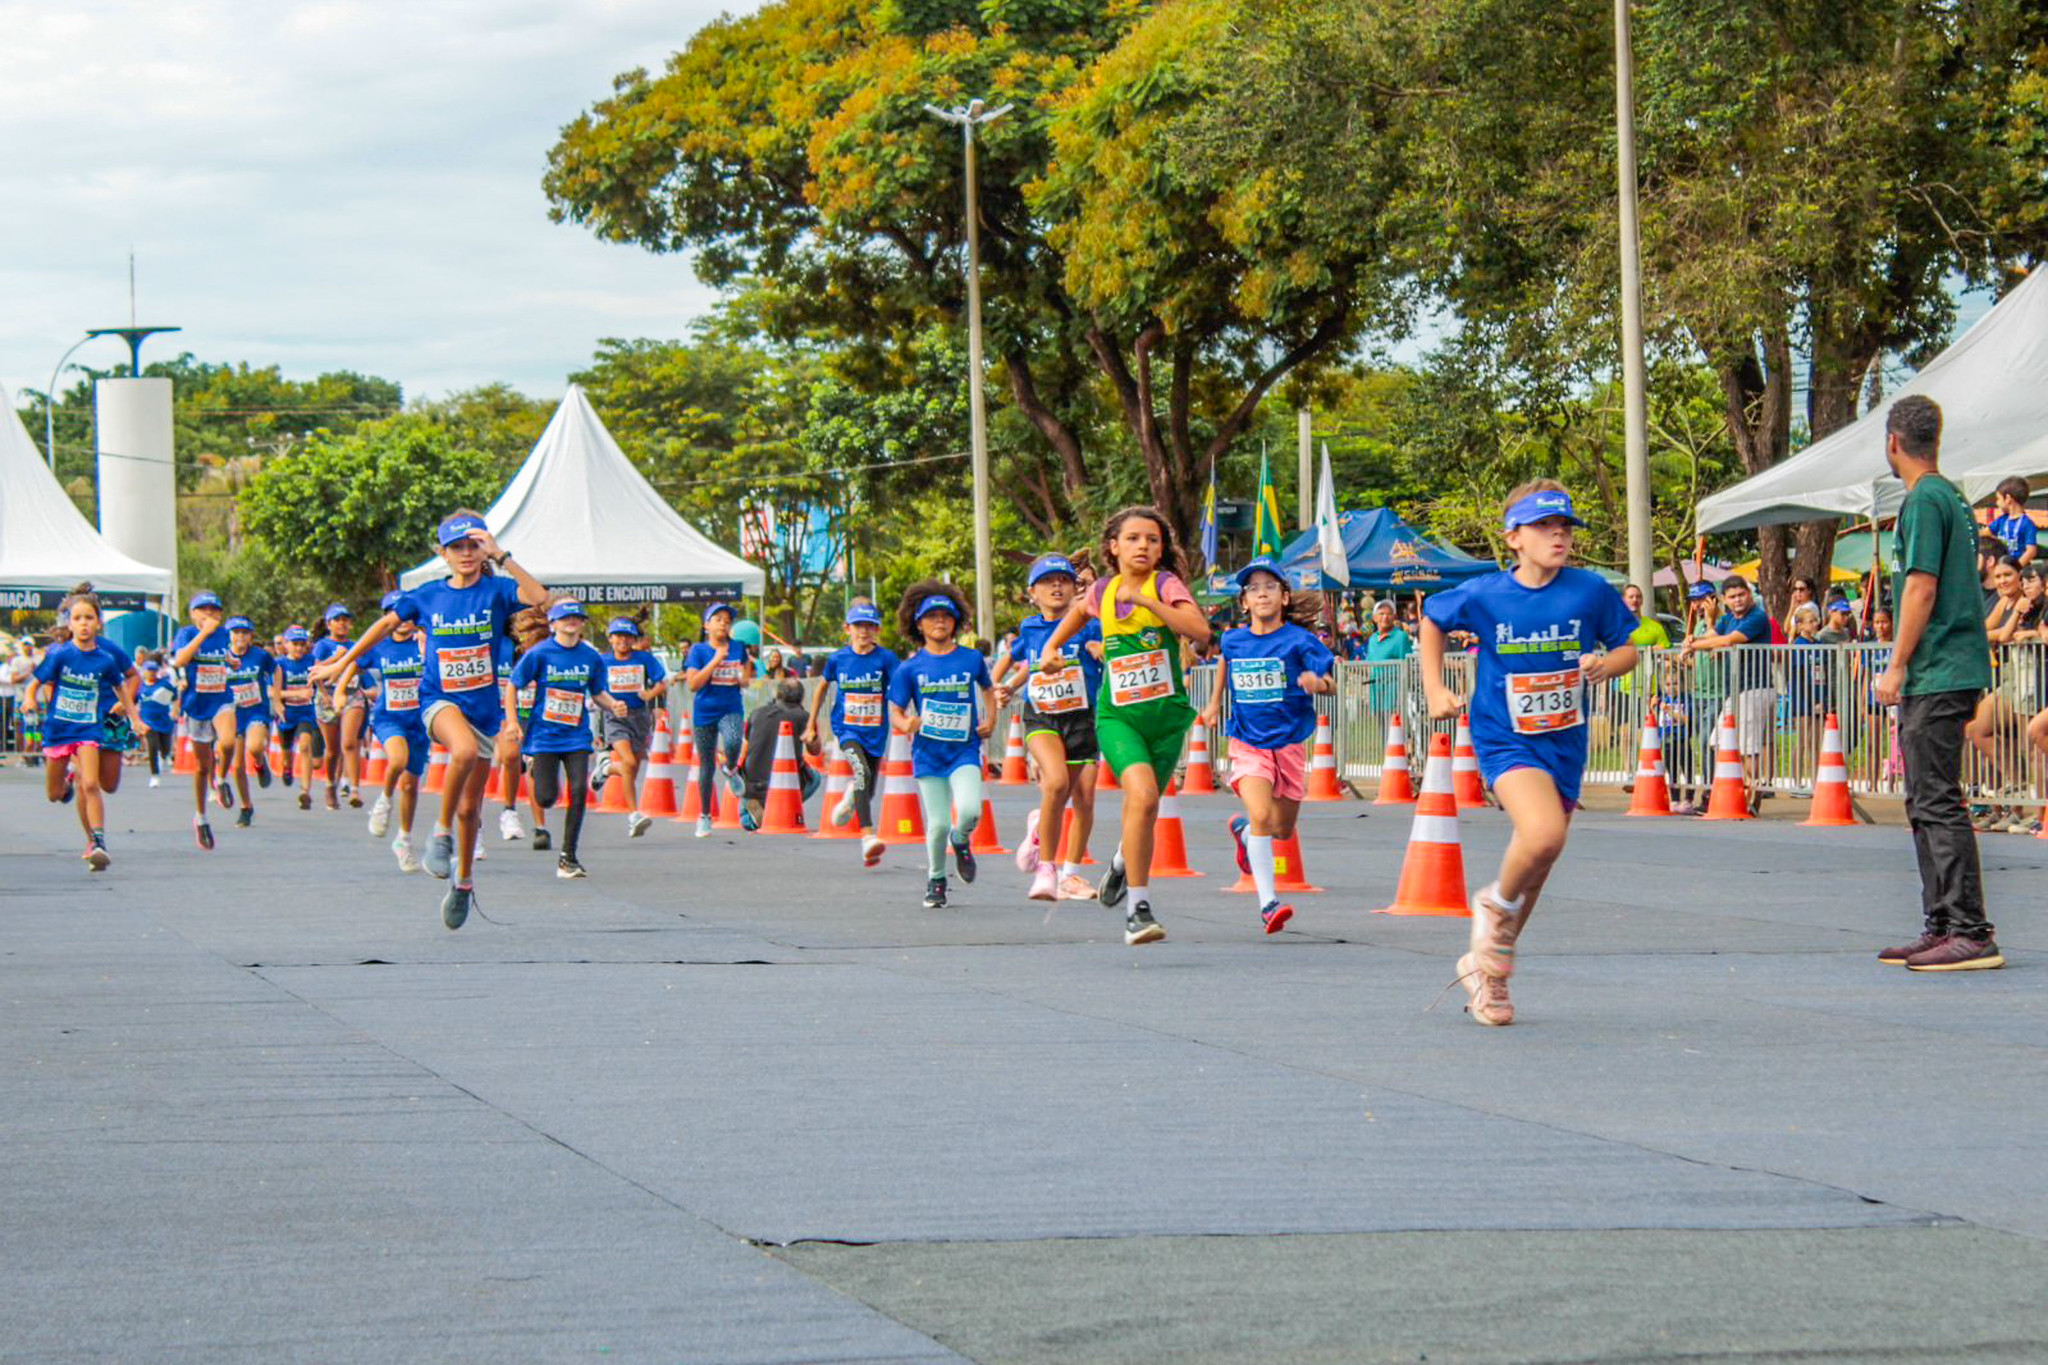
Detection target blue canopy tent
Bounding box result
[1268,508,1496,592]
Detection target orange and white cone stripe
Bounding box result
[1627,714,1673,817]
[758,722,808,833]
[673,727,703,822]
[1451,713,1486,808]
[1181,720,1217,794]
[813,742,863,840]
[1149,781,1203,878]
[640,714,680,817]
[1305,713,1344,801]
[877,730,926,845]
[998,715,1029,784]
[1701,707,1753,821]
[1375,733,1469,917]
[1802,713,1857,827]
[1374,714,1416,805]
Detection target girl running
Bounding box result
[169,590,235,850]
[492,630,529,845]
[510,599,630,879]
[681,603,752,838]
[309,511,548,929]
[274,627,323,807]
[1202,556,1335,935]
[1419,482,1638,1026]
[220,616,276,828]
[596,615,668,839]
[1037,506,1212,945]
[32,587,138,871]
[805,602,900,869]
[992,553,1103,903]
[135,657,177,787]
[337,591,428,872]
[886,582,995,908]
[310,604,365,810]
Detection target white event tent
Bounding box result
[400,384,765,603]
[0,382,175,608]
[1697,268,2048,533]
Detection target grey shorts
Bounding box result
[422,699,500,746]
[599,707,653,755]
[184,716,219,744]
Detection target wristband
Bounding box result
[492,550,511,568]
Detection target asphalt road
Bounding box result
[2,765,2042,1363]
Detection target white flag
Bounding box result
[1316,442,1349,587]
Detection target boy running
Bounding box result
[805,602,899,868]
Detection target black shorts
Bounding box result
[1022,707,1100,764]
[278,719,324,754]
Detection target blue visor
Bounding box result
[188,591,222,611]
[323,603,353,621]
[379,590,404,611]
[282,625,311,642]
[1503,490,1587,531]
[703,601,734,622]
[1028,554,1078,588]
[606,617,641,637]
[845,604,882,627]
[1826,598,1852,613]
[1687,582,1716,601]
[437,513,488,546]
[225,616,253,632]
[547,601,587,622]
[915,593,963,622]
[1234,555,1290,589]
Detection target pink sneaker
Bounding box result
[1056,874,1095,901]
[1468,882,1525,980]
[1015,809,1041,873]
[1455,952,1515,1026]
[1028,861,1058,901]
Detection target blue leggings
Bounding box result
[694,714,744,813]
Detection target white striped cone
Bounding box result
[877,729,925,844]
[1627,714,1673,817]
[1374,713,1415,804]
[1305,713,1343,800]
[1376,733,1468,916]
[1181,720,1217,793]
[998,715,1029,783]
[1803,714,1856,827]
[758,722,807,833]
[1451,713,1485,807]
[1702,707,1752,820]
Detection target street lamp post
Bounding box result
[44,334,103,473]
[1614,0,1654,596]
[924,98,1013,646]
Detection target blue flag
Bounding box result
[1199,457,1219,570]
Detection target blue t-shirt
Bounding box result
[510,639,607,755]
[886,647,992,777]
[1012,614,1103,713]
[1217,622,1335,749]
[392,575,525,730]
[228,646,275,716]
[821,645,900,751]
[1423,568,1636,781]
[171,626,235,722]
[684,640,753,726]
[601,649,668,713]
[364,635,428,733]
[34,641,133,746]
[1991,512,2037,560]
[1715,604,1774,691]
[137,671,177,732]
[275,654,319,726]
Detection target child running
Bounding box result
[595,615,668,839]
[309,511,548,928]
[274,627,323,807]
[509,599,629,878]
[1037,506,1212,945]
[310,604,365,810]
[32,587,138,871]
[492,629,529,845]
[169,590,235,850]
[681,603,752,838]
[992,553,1103,902]
[885,581,996,909]
[338,591,428,872]
[135,657,177,787]
[220,615,276,828]
[805,601,900,868]
[1419,481,1638,1026]
[1202,556,1336,935]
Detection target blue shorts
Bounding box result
[1476,731,1590,807]
[235,704,271,734]
[372,719,431,777]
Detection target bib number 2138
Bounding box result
[1506,668,1583,734]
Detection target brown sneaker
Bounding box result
[1905,935,2005,972]
[1878,931,1946,966]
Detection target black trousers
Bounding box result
[1900,689,1992,939]
[841,739,879,829]
[529,750,589,860]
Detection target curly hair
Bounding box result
[511,591,582,653]
[1101,505,1190,584]
[896,578,970,648]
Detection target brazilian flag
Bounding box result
[1253,448,1287,557]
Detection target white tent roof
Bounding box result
[1697,269,2048,532]
[399,384,765,599]
[0,382,175,599]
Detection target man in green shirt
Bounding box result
[1874,395,2003,971]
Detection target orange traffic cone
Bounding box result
[174,725,195,774]
[1149,781,1203,878]
[267,733,285,775]
[1452,714,1486,808]
[596,741,635,812]
[1803,714,1857,827]
[1181,720,1217,794]
[1058,807,1098,865]
[965,798,1008,854]
[877,730,926,845]
[813,744,863,840]
[757,723,808,833]
[1305,713,1344,801]
[1627,714,1674,817]
[1098,756,1121,791]
[673,728,702,822]
[1374,714,1416,805]
[362,736,387,787]
[640,715,679,817]
[998,715,1029,784]
[1702,707,1754,821]
[424,743,449,794]
[1230,830,1321,893]
[1375,733,1470,916]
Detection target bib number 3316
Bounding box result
[1507,668,1584,734]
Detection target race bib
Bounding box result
[194,663,227,692]
[1108,649,1173,706]
[1028,663,1088,715]
[55,686,97,722]
[1507,667,1584,734]
[608,664,645,695]
[843,692,884,729]
[920,697,972,744]
[1229,656,1286,705]
[710,659,745,687]
[541,687,585,725]
[280,684,313,707]
[516,683,536,712]
[383,676,420,711]
[437,644,492,692]
[231,680,260,708]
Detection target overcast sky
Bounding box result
[0,0,754,407]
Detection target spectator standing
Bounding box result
[1358,599,1412,747]
[1874,396,2002,971]
[1681,573,1776,813]
[1988,477,2038,567]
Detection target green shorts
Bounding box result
[1096,705,1193,781]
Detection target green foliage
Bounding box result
[177,539,338,632]
[413,385,555,484]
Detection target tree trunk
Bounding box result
[1713,326,1795,616]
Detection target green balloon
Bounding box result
[731,619,762,648]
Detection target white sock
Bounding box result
[1129,881,1149,906]
[1248,833,1278,905]
[1061,862,1081,879]
[434,821,450,837]
[1112,846,1126,873]
[1487,881,1526,914]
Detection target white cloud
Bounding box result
[0,0,754,404]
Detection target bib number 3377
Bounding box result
[1507,668,1583,734]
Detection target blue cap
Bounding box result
[1028,553,1078,587]
[1687,581,1716,601]
[379,589,404,611]
[188,590,222,611]
[703,602,735,621]
[547,601,588,622]
[437,512,487,546]
[323,602,353,621]
[224,615,253,632]
[606,617,641,637]
[1826,597,1852,613]
[914,593,963,622]
[1503,489,1587,531]
[282,625,311,642]
[1234,555,1290,589]
[845,603,882,627]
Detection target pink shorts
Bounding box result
[1227,739,1307,802]
[43,741,100,762]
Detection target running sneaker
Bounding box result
[281,766,294,788]
[148,775,160,788]
[1454,953,1514,1025]
[1097,857,1128,909]
[952,833,977,884]
[739,806,760,832]
[1056,873,1095,901]
[194,820,214,852]
[557,855,588,880]
[694,815,713,839]
[922,877,948,909]
[861,835,884,867]
[1015,808,1041,873]
[590,751,613,794]
[831,784,858,828]
[1124,903,1165,945]
[84,835,111,873]
[1260,900,1294,935]
[368,794,392,838]
[1905,934,2005,972]
[234,808,254,830]
[216,778,236,810]
[532,826,553,852]
[393,835,419,873]
[474,836,487,863]
[627,812,652,839]
[1228,815,1252,874]
[1878,931,1947,965]
[1468,881,1525,981]
[441,883,473,930]
[498,808,524,841]
[298,791,312,812]
[254,758,271,789]
[323,788,339,812]
[59,778,74,805]
[425,832,454,880]
[1028,861,1059,901]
